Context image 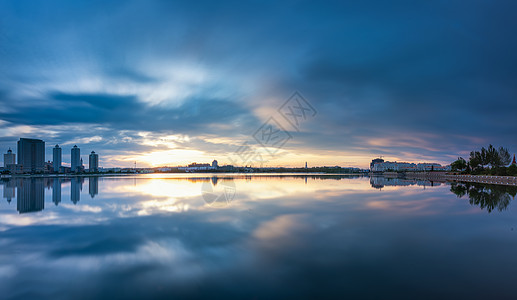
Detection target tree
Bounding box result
[480,146,490,168]
[451,157,467,171]
[486,144,499,167]
[508,164,517,176]
[469,150,482,169]
[498,146,511,167]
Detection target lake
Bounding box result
[0,174,516,299]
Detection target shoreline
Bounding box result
[405,172,517,186]
[0,172,367,179]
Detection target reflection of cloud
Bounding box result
[138,199,190,216]
[252,214,310,249]
[60,204,102,213]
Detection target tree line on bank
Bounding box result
[451,145,517,176]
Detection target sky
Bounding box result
[1,0,516,168]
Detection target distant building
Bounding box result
[71,145,81,172]
[371,160,450,172]
[89,151,99,172]
[417,163,442,171]
[4,148,15,168]
[53,145,62,172]
[372,161,417,172]
[212,160,218,168]
[370,158,384,171]
[7,164,23,174]
[185,162,215,172]
[17,138,45,173]
[44,160,53,173]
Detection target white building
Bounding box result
[371,160,451,172]
[4,148,15,168]
[372,161,417,172]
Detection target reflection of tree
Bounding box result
[450,182,517,213]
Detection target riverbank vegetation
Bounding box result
[451,145,517,176]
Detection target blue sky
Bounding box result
[1,0,516,168]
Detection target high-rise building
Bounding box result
[4,148,15,168]
[89,151,99,172]
[212,160,218,168]
[71,145,80,172]
[53,145,62,172]
[17,138,45,173]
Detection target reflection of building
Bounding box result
[89,177,98,198]
[89,151,99,172]
[17,138,45,173]
[53,145,62,172]
[71,177,83,204]
[370,176,442,189]
[4,148,15,167]
[211,176,218,186]
[52,178,61,206]
[17,178,44,213]
[2,179,16,204]
[71,145,81,172]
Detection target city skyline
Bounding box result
[1,136,515,170]
[1,1,517,169]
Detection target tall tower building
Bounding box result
[4,148,15,168]
[71,145,80,172]
[17,138,45,173]
[89,151,99,172]
[53,145,62,172]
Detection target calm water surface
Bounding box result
[0,174,516,299]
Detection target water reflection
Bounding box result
[1,175,517,299]
[370,176,442,189]
[52,178,61,206]
[0,177,101,213]
[450,182,517,213]
[2,179,15,204]
[16,178,45,214]
[89,177,99,198]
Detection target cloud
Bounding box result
[1,0,517,167]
